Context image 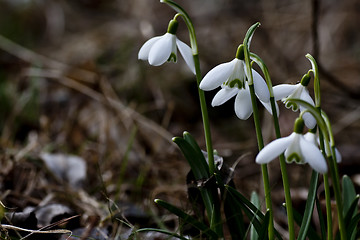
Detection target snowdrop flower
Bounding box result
[304,131,342,163]
[256,118,328,173]
[199,45,272,120]
[273,74,316,129]
[138,18,195,74]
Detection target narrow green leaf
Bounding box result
[343,195,360,240]
[174,133,222,237]
[292,207,321,240]
[173,136,209,179]
[342,175,357,216]
[297,171,319,240]
[344,195,360,225]
[315,197,326,240]
[250,192,260,240]
[183,131,201,153]
[258,210,270,240]
[224,191,246,239]
[154,199,218,239]
[346,212,360,239]
[182,131,209,175]
[225,185,283,239]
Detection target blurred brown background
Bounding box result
[0,0,359,238]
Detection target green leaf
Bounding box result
[292,207,321,240]
[297,171,319,240]
[342,175,357,216]
[225,185,282,240]
[250,191,260,240]
[343,195,360,240]
[344,195,360,225]
[173,136,209,180]
[258,210,270,240]
[224,190,246,239]
[346,212,360,239]
[154,199,218,239]
[174,133,222,237]
[315,197,326,240]
[183,131,209,175]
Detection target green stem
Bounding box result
[308,52,346,239]
[243,24,274,239]
[249,84,274,240]
[323,173,333,240]
[271,99,296,240]
[251,53,295,240]
[161,0,215,175]
[328,154,345,239]
[319,112,347,239]
[161,1,222,236]
[161,0,198,54]
[193,54,215,176]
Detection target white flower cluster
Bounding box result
[138,19,340,174]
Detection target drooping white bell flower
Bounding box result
[199,46,272,120]
[304,131,342,163]
[273,74,316,129]
[256,118,328,173]
[138,19,195,74]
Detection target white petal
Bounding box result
[256,133,295,164]
[335,147,342,163]
[284,133,303,163]
[252,69,270,102]
[273,84,299,101]
[304,132,317,146]
[298,89,316,129]
[234,88,252,120]
[138,36,162,60]
[299,136,328,173]
[299,88,315,106]
[260,100,279,117]
[148,33,174,66]
[302,111,317,129]
[176,38,195,74]
[211,87,238,106]
[200,59,237,91]
[323,144,342,163]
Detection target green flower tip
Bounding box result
[235,44,245,60]
[167,19,179,34]
[300,73,311,87]
[305,53,313,60]
[294,117,305,134]
[183,131,190,137]
[168,52,177,62]
[309,127,317,134]
[286,152,302,164]
[228,79,243,89]
[154,199,160,203]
